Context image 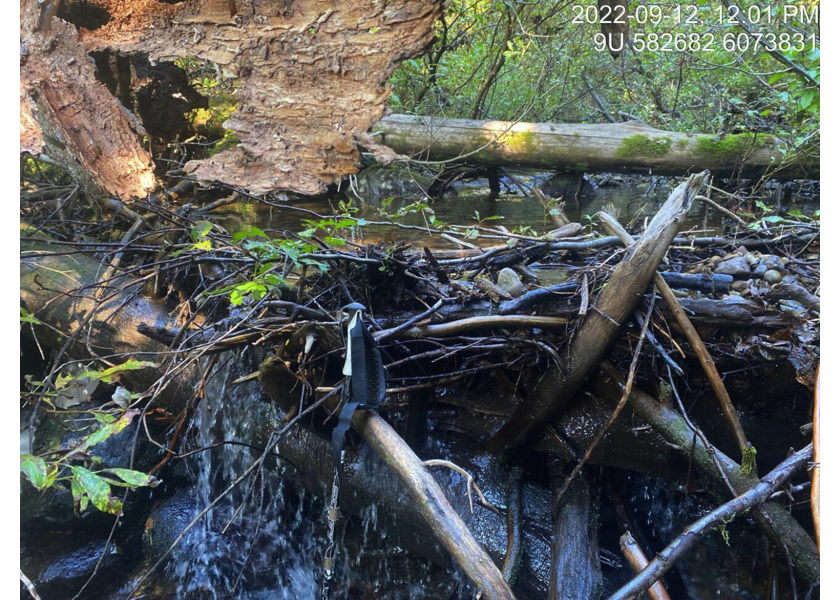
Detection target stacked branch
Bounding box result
[20,171,820,597]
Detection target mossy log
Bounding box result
[373,115,818,180]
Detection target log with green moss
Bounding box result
[373,115,818,180]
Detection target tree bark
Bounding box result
[373,115,818,180]
[20,0,156,200]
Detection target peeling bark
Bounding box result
[20,0,157,200]
[75,0,443,195]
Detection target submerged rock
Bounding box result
[20,533,127,599]
[763,269,783,284]
[143,489,199,563]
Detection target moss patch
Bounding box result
[501,128,538,154]
[615,134,671,159]
[695,133,770,163]
[675,138,690,149]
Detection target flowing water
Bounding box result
[169,351,320,599]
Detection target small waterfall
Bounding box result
[168,350,320,599]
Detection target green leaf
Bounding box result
[20,454,50,490]
[81,409,139,450]
[192,239,212,251]
[799,89,815,110]
[103,469,159,488]
[77,360,158,384]
[20,307,42,325]
[232,226,268,243]
[70,476,85,513]
[71,466,123,515]
[94,412,117,425]
[190,221,214,240]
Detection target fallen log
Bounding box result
[352,410,516,599]
[373,115,818,180]
[275,423,554,599]
[549,467,602,600]
[599,212,748,456]
[486,172,707,458]
[20,231,199,414]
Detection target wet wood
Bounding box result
[549,467,602,600]
[486,172,707,458]
[373,115,818,180]
[273,423,553,599]
[610,445,813,600]
[812,366,820,554]
[594,362,820,588]
[353,410,516,600]
[619,532,671,600]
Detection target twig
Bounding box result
[619,532,672,600]
[384,315,567,339]
[20,570,41,600]
[422,459,501,516]
[696,195,748,226]
[375,299,446,341]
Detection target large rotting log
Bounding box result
[20,231,199,413]
[29,0,443,197]
[486,172,707,458]
[373,115,818,180]
[20,0,157,200]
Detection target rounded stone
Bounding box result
[763,270,782,284]
[753,263,768,277]
[497,268,527,298]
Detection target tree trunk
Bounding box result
[20,0,444,198]
[373,115,818,180]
